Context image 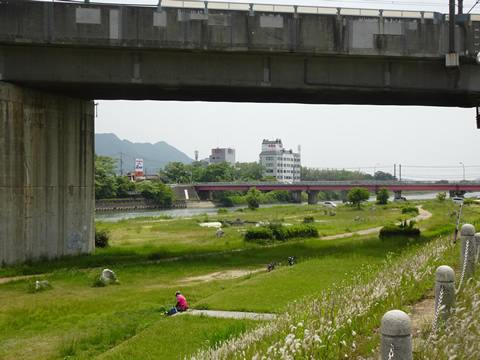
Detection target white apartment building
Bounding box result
[259,139,301,182]
[209,147,236,166]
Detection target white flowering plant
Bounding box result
[190,236,455,359]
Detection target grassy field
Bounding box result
[0,199,478,359]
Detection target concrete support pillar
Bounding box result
[475,233,480,263]
[292,190,302,203]
[0,82,94,265]
[393,190,402,200]
[435,265,455,322]
[341,190,348,203]
[381,310,412,360]
[460,224,476,279]
[307,190,319,205]
[198,190,211,201]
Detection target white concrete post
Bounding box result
[435,265,455,322]
[381,310,412,360]
[460,224,476,279]
[475,232,480,264]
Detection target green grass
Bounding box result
[0,199,478,359]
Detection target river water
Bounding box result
[95,191,480,222]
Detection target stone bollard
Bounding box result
[435,265,455,322]
[475,232,480,264]
[381,310,412,360]
[460,224,476,280]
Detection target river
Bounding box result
[95,191,480,222]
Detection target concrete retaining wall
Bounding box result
[95,199,186,211]
[0,82,95,265]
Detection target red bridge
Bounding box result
[194,181,480,203]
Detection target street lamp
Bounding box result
[460,162,465,181]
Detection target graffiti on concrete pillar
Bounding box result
[67,232,84,251]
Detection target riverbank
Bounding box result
[95,199,224,212]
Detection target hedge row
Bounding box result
[401,206,419,215]
[379,223,421,241]
[244,224,319,243]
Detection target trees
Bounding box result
[347,187,370,209]
[301,167,395,182]
[301,167,373,181]
[246,187,262,210]
[135,180,176,205]
[95,155,118,200]
[235,162,267,181]
[194,162,236,182]
[159,162,190,184]
[373,171,397,181]
[376,187,390,205]
[115,176,135,198]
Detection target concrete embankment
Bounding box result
[95,199,222,212]
[95,185,223,211]
[95,199,187,212]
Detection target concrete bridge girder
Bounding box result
[1,2,480,107]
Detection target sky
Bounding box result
[83,0,480,181]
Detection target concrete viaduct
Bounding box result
[194,181,480,203]
[2,0,480,264]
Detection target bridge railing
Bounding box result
[46,0,474,20]
[194,180,478,186]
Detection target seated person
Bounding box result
[175,291,189,312]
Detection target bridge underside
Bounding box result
[0,82,95,265]
[2,45,480,107]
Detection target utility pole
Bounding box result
[119,152,124,176]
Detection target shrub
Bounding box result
[376,187,390,205]
[91,278,108,287]
[95,228,110,248]
[379,220,421,241]
[273,224,319,241]
[303,216,314,224]
[244,224,319,243]
[217,208,229,215]
[243,228,274,242]
[220,197,234,207]
[401,206,419,215]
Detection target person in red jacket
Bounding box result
[175,291,189,312]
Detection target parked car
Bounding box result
[452,197,465,203]
[323,201,337,208]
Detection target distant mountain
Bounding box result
[95,133,194,175]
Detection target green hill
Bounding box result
[95,133,194,175]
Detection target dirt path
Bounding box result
[359,293,435,360]
[180,309,277,320]
[321,206,431,240]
